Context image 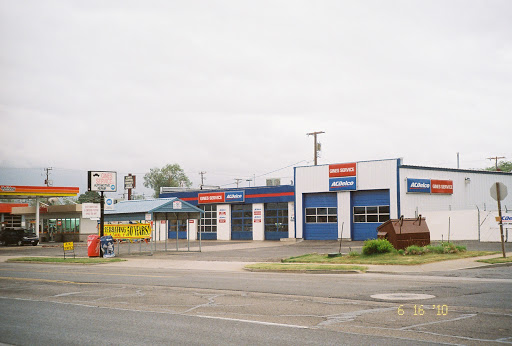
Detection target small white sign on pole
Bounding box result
[145,213,152,221]
[104,197,115,211]
[82,203,101,219]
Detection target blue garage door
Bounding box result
[231,204,253,240]
[303,193,338,240]
[351,190,390,241]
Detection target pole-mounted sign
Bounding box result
[88,171,117,238]
[88,171,117,192]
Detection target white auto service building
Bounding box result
[294,158,512,242]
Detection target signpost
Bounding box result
[124,174,136,200]
[63,242,75,259]
[88,171,117,237]
[490,182,508,258]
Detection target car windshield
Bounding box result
[23,230,35,236]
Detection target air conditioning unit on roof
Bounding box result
[266,178,281,186]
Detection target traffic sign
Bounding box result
[490,182,508,201]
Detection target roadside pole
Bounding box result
[496,182,506,258]
[100,191,104,237]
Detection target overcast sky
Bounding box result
[1,0,511,197]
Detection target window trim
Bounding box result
[305,207,337,224]
[353,205,390,223]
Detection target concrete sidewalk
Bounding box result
[100,252,512,273]
[1,240,511,274]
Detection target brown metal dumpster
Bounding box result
[377,216,430,250]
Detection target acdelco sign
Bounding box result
[329,163,357,177]
[407,178,453,194]
[198,190,245,204]
[407,178,431,193]
[225,191,245,203]
[329,176,357,191]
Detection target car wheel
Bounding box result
[0,240,5,246]
[32,242,38,246]
[17,240,23,246]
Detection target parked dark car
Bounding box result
[0,228,39,246]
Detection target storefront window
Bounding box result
[264,202,289,232]
[199,205,217,233]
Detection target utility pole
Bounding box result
[487,156,505,171]
[44,167,53,186]
[199,171,206,188]
[234,178,242,188]
[307,131,325,165]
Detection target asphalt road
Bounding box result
[1,260,511,345]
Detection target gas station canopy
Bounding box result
[0,185,80,199]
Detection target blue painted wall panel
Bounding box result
[264,231,288,240]
[198,232,217,240]
[168,231,187,239]
[231,231,253,240]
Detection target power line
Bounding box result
[487,156,506,171]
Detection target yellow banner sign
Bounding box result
[63,242,74,251]
[104,223,152,239]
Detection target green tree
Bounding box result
[144,164,192,198]
[486,160,512,173]
[77,191,101,204]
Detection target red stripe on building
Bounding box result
[180,197,199,202]
[246,192,294,199]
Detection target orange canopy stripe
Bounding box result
[0,185,80,197]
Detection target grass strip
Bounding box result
[245,263,367,272]
[476,257,512,264]
[6,257,125,264]
[281,251,498,266]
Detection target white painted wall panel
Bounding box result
[337,192,351,239]
[216,204,231,240]
[288,202,295,238]
[187,219,197,240]
[400,168,512,216]
[252,203,265,240]
[421,210,478,241]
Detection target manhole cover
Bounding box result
[370,293,435,301]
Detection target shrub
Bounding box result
[455,245,467,252]
[348,251,360,257]
[404,242,467,255]
[405,245,425,255]
[362,239,395,255]
[397,249,405,256]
